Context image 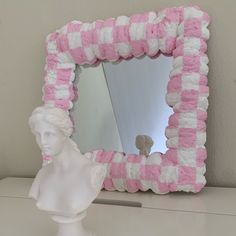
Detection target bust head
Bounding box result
[29,105,74,156]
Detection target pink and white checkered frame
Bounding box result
[42,6,210,194]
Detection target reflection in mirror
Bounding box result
[70,55,173,155]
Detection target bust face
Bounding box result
[33,120,67,157]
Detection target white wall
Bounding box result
[1,0,236,187]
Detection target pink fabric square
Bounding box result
[179,100,198,110]
[158,182,169,193]
[178,166,196,184]
[197,120,206,131]
[130,40,145,57]
[165,37,176,54]
[156,23,167,38]
[126,179,140,192]
[196,148,207,167]
[167,75,182,92]
[184,19,202,38]
[181,90,199,102]
[178,129,197,149]
[164,148,178,165]
[179,135,196,148]
[169,183,178,192]
[114,25,130,43]
[193,183,205,192]
[67,22,82,33]
[179,128,197,137]
[43,84,55,94]
[54,100,71,110]
[42,154,52,162]
[146,23,157,39]
[47,32,57,41]
[81,31,93,47]
[173,45,184,57]
[130,13,148,23]
[44,94,55,101]
[183,55,201,72]
[100,44,118,61]
[46,54,59,69]
[140,165,161,180]
[69,47,86,64]
[96,150,115,163]
[127,154,143,163]
[168,113,180,127]
[199,85,209,94]
[103,178,114,190]
[57,69,73,82]
[110,163,127,178]
[197,110,207,120]
[164,8,181,22]
[103,18,115,27]
[57,34,69,52]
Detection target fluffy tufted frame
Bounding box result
[41,6,210,194]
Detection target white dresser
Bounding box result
[0,177,236,236]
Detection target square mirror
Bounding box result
[40,6,210,194]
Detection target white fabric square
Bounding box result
[178,148,196,166]
[165,128,178,138]
[58,52,73,63]
[126,163,140,179]
[68,32,82,49]
[146,153,162,165]
[55,89,70,100]
[112,179,126,191]
[153,11,165,24]
[166,137,178,148]
[91,44,101,58]
[179,113,197,128]
[182,82,199,90]
[148,12,157,22]
[176,184,195,192]
[160,166,178,183]
[196,166,206,183]
[166,93,180,107]
[147,38,159,55]
[80,22,91,32]
[84,47,96,61]
[140,180,152,191]
[112,152,124,163]
[196,132,206,146]
[184,7,203,19]
[158,38,166,51]
[47,41,57,54]
[129,23,146,40]
[184,38,201,50]
[165,23,178,37]
[182,72,200,80]
[201,21,210,40]
[116,42,131,57]
[116,16,129,26]
[99,27,113,44]
[198,97,208,110]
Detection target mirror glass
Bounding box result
[70,55,173,155]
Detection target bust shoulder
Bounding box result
[89,163,107,190]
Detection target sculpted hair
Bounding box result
[29,105,73,137]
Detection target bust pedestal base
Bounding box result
[51,211,95,236]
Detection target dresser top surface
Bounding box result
[1,177,236,216]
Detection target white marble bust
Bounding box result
[28,105,106,235]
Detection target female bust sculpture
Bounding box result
[29,105,106,235]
